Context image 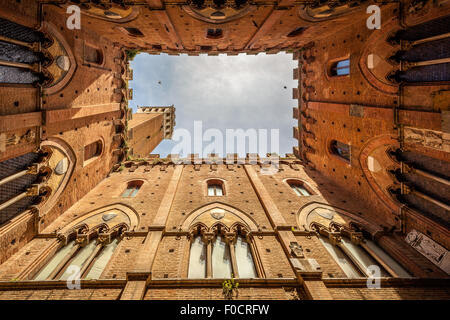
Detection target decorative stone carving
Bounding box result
[314,208,335,220]
[75,235,89,247]
[405,229,450,274]
[404,126,450,152]
[289,241,304,258]
[329,232,342,245]
[407,0,428,14]
[184,0,253,24]
[224,232,236,244]
[97,233,112,245]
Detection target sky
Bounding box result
[129,52,298,158]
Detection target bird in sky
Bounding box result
[158,81,162,85]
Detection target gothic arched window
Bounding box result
[84,140,103,163]
[234,235,257,278]
[122,27,144,37]
[330,140,350,162]
[188,235,207,279]
[329,59,350,76]
[212,235,233,278]
[0,17,51,85]
[187,224,258,279]
[207,179,224,196]
[121,180,143,197]
[286,179,312,196]
[34,234,122,281]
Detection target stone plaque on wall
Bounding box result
[349,104,364,118]
[405,229,450,275]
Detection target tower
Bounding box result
[127,105,176,158]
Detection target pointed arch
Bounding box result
[181,202,258,232]
[297,202,380,235]
[37,137,76,218]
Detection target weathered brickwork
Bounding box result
[0,288,122,300]
[327,286,450,300]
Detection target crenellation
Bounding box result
[0,0,448,301]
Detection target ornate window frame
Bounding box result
[121,180,144,198]
[29,222,128,281]
[297,202,412,278]
[205,178,226,197]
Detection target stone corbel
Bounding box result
[97,232,112,245]
[350,232,364,245]
[328,232,342,246]
[224,232,237,245]
[26,184,40,196]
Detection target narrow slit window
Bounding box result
[292,184,310,196]
[287,180,311,196]
[84,140,102,162]
[207,180,224,196]
[84,44,103,65]
[212,235,232,279]
[319,236,362,278]
[123,27,144,37]
[188,236,207,279]
[330,59,350,76]
[234,236,257,278]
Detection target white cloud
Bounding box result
[129,52,298,157]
